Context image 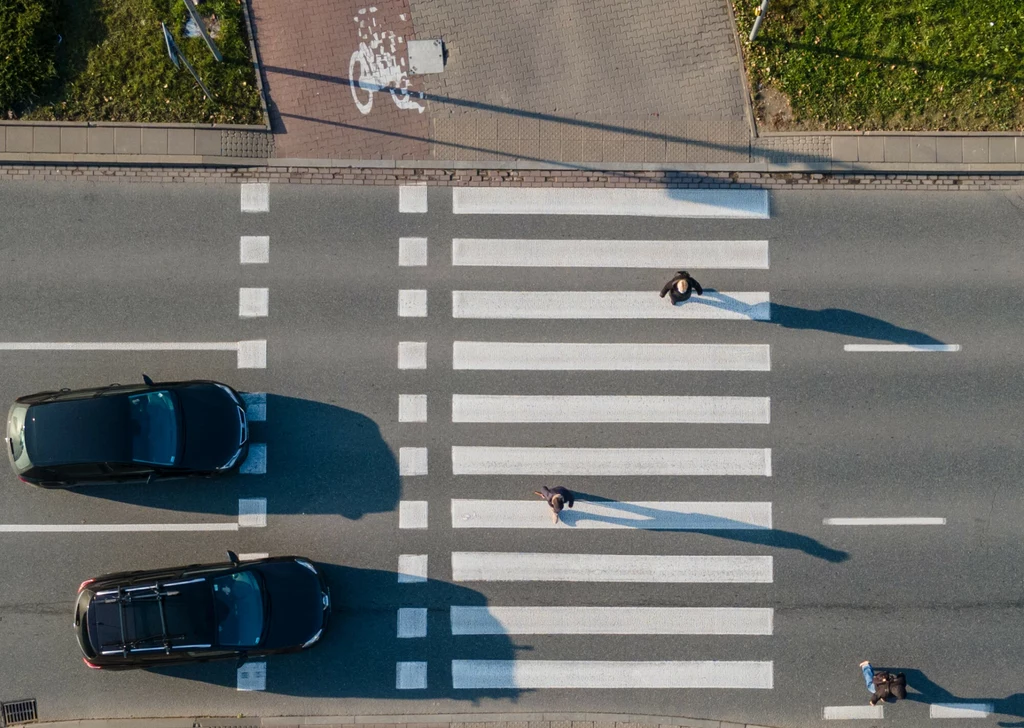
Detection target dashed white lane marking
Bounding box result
[241,392,266,421]
[398,341,427,369]
[452,291,771,320]
[452,447,772,476]
[236,661,267,690]
[397,608,428,638]
[238,498,267,528]
[453,342,771,371]
[0,522,238,533]
[399,185,428,213]
[451,660,773,689]
[452,394,770,424]
[399,237,428,266]
[930,703,993,718]
[452,552,773,583]
[240,235,270,264]
[240,183,269,213]
[399,447,428,475]
[0,340,267,370]
[825,517,946,526]
[399,394,428,422]
[239,287,269,317]
[844,344,961,352]
[399,501,429,528]
[451,500,772,530]
[452,238,770,269]
[398,289,428,317]
[451,188,770,219]
[823,706,884,720]
[397,555,428,583]
[450,606,773,635]
[239,442,267,474]
[396,661,428,689]
[238,552,269,561]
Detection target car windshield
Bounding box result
[128,391,179,466]
[212,571,264,647]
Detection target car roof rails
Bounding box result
[95,578,209,656]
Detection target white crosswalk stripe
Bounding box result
[452,446,771,476]
[452,552,773,583]
[452,394,770,424]
[452,500,772,530]
[451,606,774,635]
[453,342,771,371]
[452,290,770,319]
[452,659,774,689]
[452,238,770,269]
[451,188,770,218]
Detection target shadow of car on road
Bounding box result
[152,564,524,701]
[74,394,400,519]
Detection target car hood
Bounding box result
[255,561,327,650]
[176,385,243,470]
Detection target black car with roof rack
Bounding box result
[74,552,331,669]
[5,375,248,487]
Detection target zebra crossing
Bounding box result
[397,186,773,692]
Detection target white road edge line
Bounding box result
[824,517,946,526]
[0,523,239,533]
[0,341,267,369]
[844,344,960,352]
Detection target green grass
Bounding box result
[734,0,1024,130]
[20,0,262,124]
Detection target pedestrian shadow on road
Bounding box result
[73,395,400,520]
[884,667,1024,727]
[698,291,948,345]
[561,494,849,563]
[152,564,524,701]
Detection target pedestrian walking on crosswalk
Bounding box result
[534,486,575,523]
[861,661,907,706]
[660,270,704,304]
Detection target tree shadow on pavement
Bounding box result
[563,493,848,563]
[152,563,524,700]
[698,290,947,345]
[73,395,400,519]
[885,668,1024,727]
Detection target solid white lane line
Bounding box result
[453,342,771,371]
[452,552,773,583]
[452,291,770,320]
[452,395,770,424]
[399,237,428,266]
[236,661,267,691]
[239,287,269,317]
[452,238,770,269]
[823,706,883,720]
[399,501,429,529]
[239,442,266,474]
[397,608,428,638]
[240,236,270,264]
[451,188,770,219]
[399,394,428,422]
[400,447,428,476]
[451,660,773,689]
[452,447,771,476]
[930,703,993,718]
[824,517,946,526]
[398,289,428,317]
[396,661,428,689]
[241,392,266,421]
[844,344,961,352]
[398,555,428,583]
[450,606,773,635]
[238,498,267,528]
[452,500,772,530]
[0,341,238,351]
[399,185,428,213]
[398,341,427,369]
[0,523,238,533]
[240,183,269,213]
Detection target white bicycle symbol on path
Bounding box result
[349,8,424,115]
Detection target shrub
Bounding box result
[0,0,59,113]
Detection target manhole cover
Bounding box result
[1,699,37,726]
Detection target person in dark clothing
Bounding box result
[534,486,575,523]
[861,661,907,706]
[660,270,704,304]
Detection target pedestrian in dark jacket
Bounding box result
[534,486,575,523]
[861,661,907,706]
[660,270,704,304]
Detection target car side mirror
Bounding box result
[227,550,240,565]
[142,374,154,386]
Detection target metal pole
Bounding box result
[181,0,223,62]
[749,0,770,43]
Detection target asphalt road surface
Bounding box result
[0,181,1021,726]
